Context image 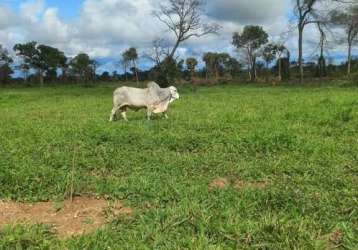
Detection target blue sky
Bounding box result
[4,0,83,20]
[44,0,83,19]
[0,0,355,76]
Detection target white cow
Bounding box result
[109,82,180,121]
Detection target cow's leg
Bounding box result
[147,109,152,121]
[121,111,128,121]
[120,107,128,121]
[109,107,119,122]
[163,112,169,119]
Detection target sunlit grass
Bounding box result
[0,84,357,249]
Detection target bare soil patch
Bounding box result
[329,229,343,247]
[209,178,230,190]
[234,179,268,190]
[209,177,269,191]
[0,197,132,238]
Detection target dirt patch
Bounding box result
[234,179,268,190]
[209,178,230,190]
[329,229,343,246]
[0,197,132,238]
[209,177,269,191]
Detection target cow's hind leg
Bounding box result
[109,107,119,122]
[120,107,128,121]
[121,111,128,121]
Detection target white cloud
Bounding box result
[20,0,45,22]
[75,0,162,46]
[0,5,17,29]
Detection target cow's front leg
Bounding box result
[163,112,169,119]
[147,109,152,121]
[109,107,118,122]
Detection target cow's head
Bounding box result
[169,86,180,103]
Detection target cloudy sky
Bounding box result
[0,0,353,73]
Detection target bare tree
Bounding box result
[293,0,319,83]
[144,38,170,67]
[316,22,328,77]
[317,23,327,60]
[272,27,295,82]
[330,4,358,76]
[154,0,220,60]
[293,0,354,83]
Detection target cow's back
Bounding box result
[113,86,149,107]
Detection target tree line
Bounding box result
[0,0,357,87]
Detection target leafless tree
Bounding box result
[317,23,327,57]
[293,0,354,83]
[316,22,328,77]
[144,38,170,67]
[153,0,220,60]
[293,0,320,83]
[330,4,358,75]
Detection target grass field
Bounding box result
[0,84,357,249]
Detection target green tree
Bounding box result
[0,45,13,84]
[150,57,182,87]
[216,53,231,79]
[262,43,278,82]
[0,64,13,84]
[203,52,222,80]
[69,53,93,83]
[100,71,111,81]
[0,45,12,65]
[13,42,66,86]
[276,44,289,82]
[232,26,268,82]
[123,48,139,84]
[203,52,215,80]
[186,57,198,79]
[37,44,67,83]
[13,42,39,84]
[223,57,241,79]
[203,53,238,81]
[186,57,198,91]
[20,64,30,83]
